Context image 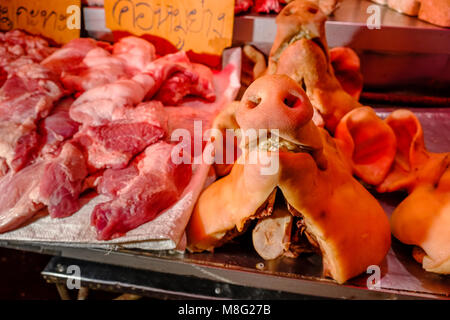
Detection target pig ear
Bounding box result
[385,109,427,171]
[334,107,397,186]
[376,110,433,193]
[329,47,363,100]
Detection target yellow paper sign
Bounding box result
[0,0,81,44]
[104,0,234,56]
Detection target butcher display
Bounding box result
[0,0,448,289]
[0,30,228,242]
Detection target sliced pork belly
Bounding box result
[91,141,192,240]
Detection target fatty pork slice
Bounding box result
[0,143,86,233]
[42,36,155,94]
[69,74,156,126]
[73,101,167,171]
[0,41,24,68]
[41,38,106,75]
[92,141,192,240]
[39,142,88,218]
[1,30,56,63]
[60,47,126,93]
[112,36,156,75]
[0,62,63,171]
[0,62,62,123]
[38,98,80,156]
[155,63,216,105]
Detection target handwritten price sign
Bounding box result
[0,0,81,44]
[105,0,234,56]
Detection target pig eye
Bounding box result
[308,7,318,14]
[247,95,261,108]
[283,93,302,108]
[300,79,307,92]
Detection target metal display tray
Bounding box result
[1,107,449,300]
[1,229,449,300]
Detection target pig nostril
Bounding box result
[247,95,261,108]
[308,7,318,14]
[283,94,302,108]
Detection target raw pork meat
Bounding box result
[0,142,87,232]
[39,143,88,218]
[235,0,253,14]
[43,36,156,94]
[0,158,8,178]
[0,62,63,171]
[254,0,282,13]
[142,51,196,98]
[0,30,55,64]
[69,51,216,127]
[73,101,167,171]
[0,160,46,233]
[164,63,239,159]
[92,141,192,240]
[69,74,156,125]
[38,98,80,155]
[112,36,156,75]
[60,47,126,93]
[155,63,216,105]
[41,38,103,75]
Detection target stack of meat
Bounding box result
[0,30,224,241]
[235,0,341,14]
[82,0,289,15]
